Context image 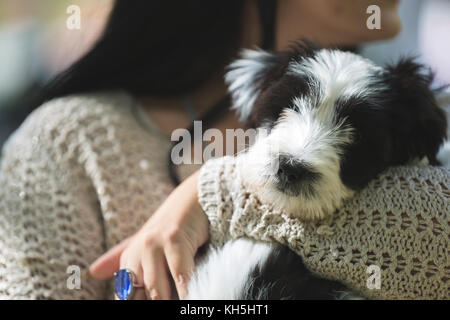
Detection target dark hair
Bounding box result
[40,0,275,102]
[0,0,277,147]
[39,0,248,103]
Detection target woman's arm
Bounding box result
[89,171,209,299]
[91,153,450,300]
[88,156,246,300]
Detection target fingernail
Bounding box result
[148,289,160,300]
[82,269,92,281]
[177,275,189,299]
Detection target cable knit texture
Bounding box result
[0,91,449,299]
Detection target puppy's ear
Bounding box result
[225,49,289,123]
[384,58,448,164]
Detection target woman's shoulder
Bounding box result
[1,89,172,189]
[23,90,135,138]
[2,90,137,156]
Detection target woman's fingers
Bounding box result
[132,288,147,300]
[89,171,205,300]
[141,248,172,300]
[89,236,134,280]
[116,251,146,300]
[129,265,147,300]
[164,242,196,300]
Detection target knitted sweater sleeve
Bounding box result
[197,156,450,299]
[0,98,109,299]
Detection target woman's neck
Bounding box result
[140,70,230,135]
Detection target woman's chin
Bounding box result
[381,13,402,39]
[357,16,402,44]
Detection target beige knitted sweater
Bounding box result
[0,91,449,299]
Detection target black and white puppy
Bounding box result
[186,43,449,299]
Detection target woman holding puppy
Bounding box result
[2,0,447,300]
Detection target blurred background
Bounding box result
[0,0,449,147]
[0,0,112,146]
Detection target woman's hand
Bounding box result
[88,170,209,299]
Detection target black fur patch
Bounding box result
[338,58,447,189]
[247,41,319,127]
[251,74,311,127]
[240,244,351,300]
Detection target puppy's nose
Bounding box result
[277,156,313,184]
